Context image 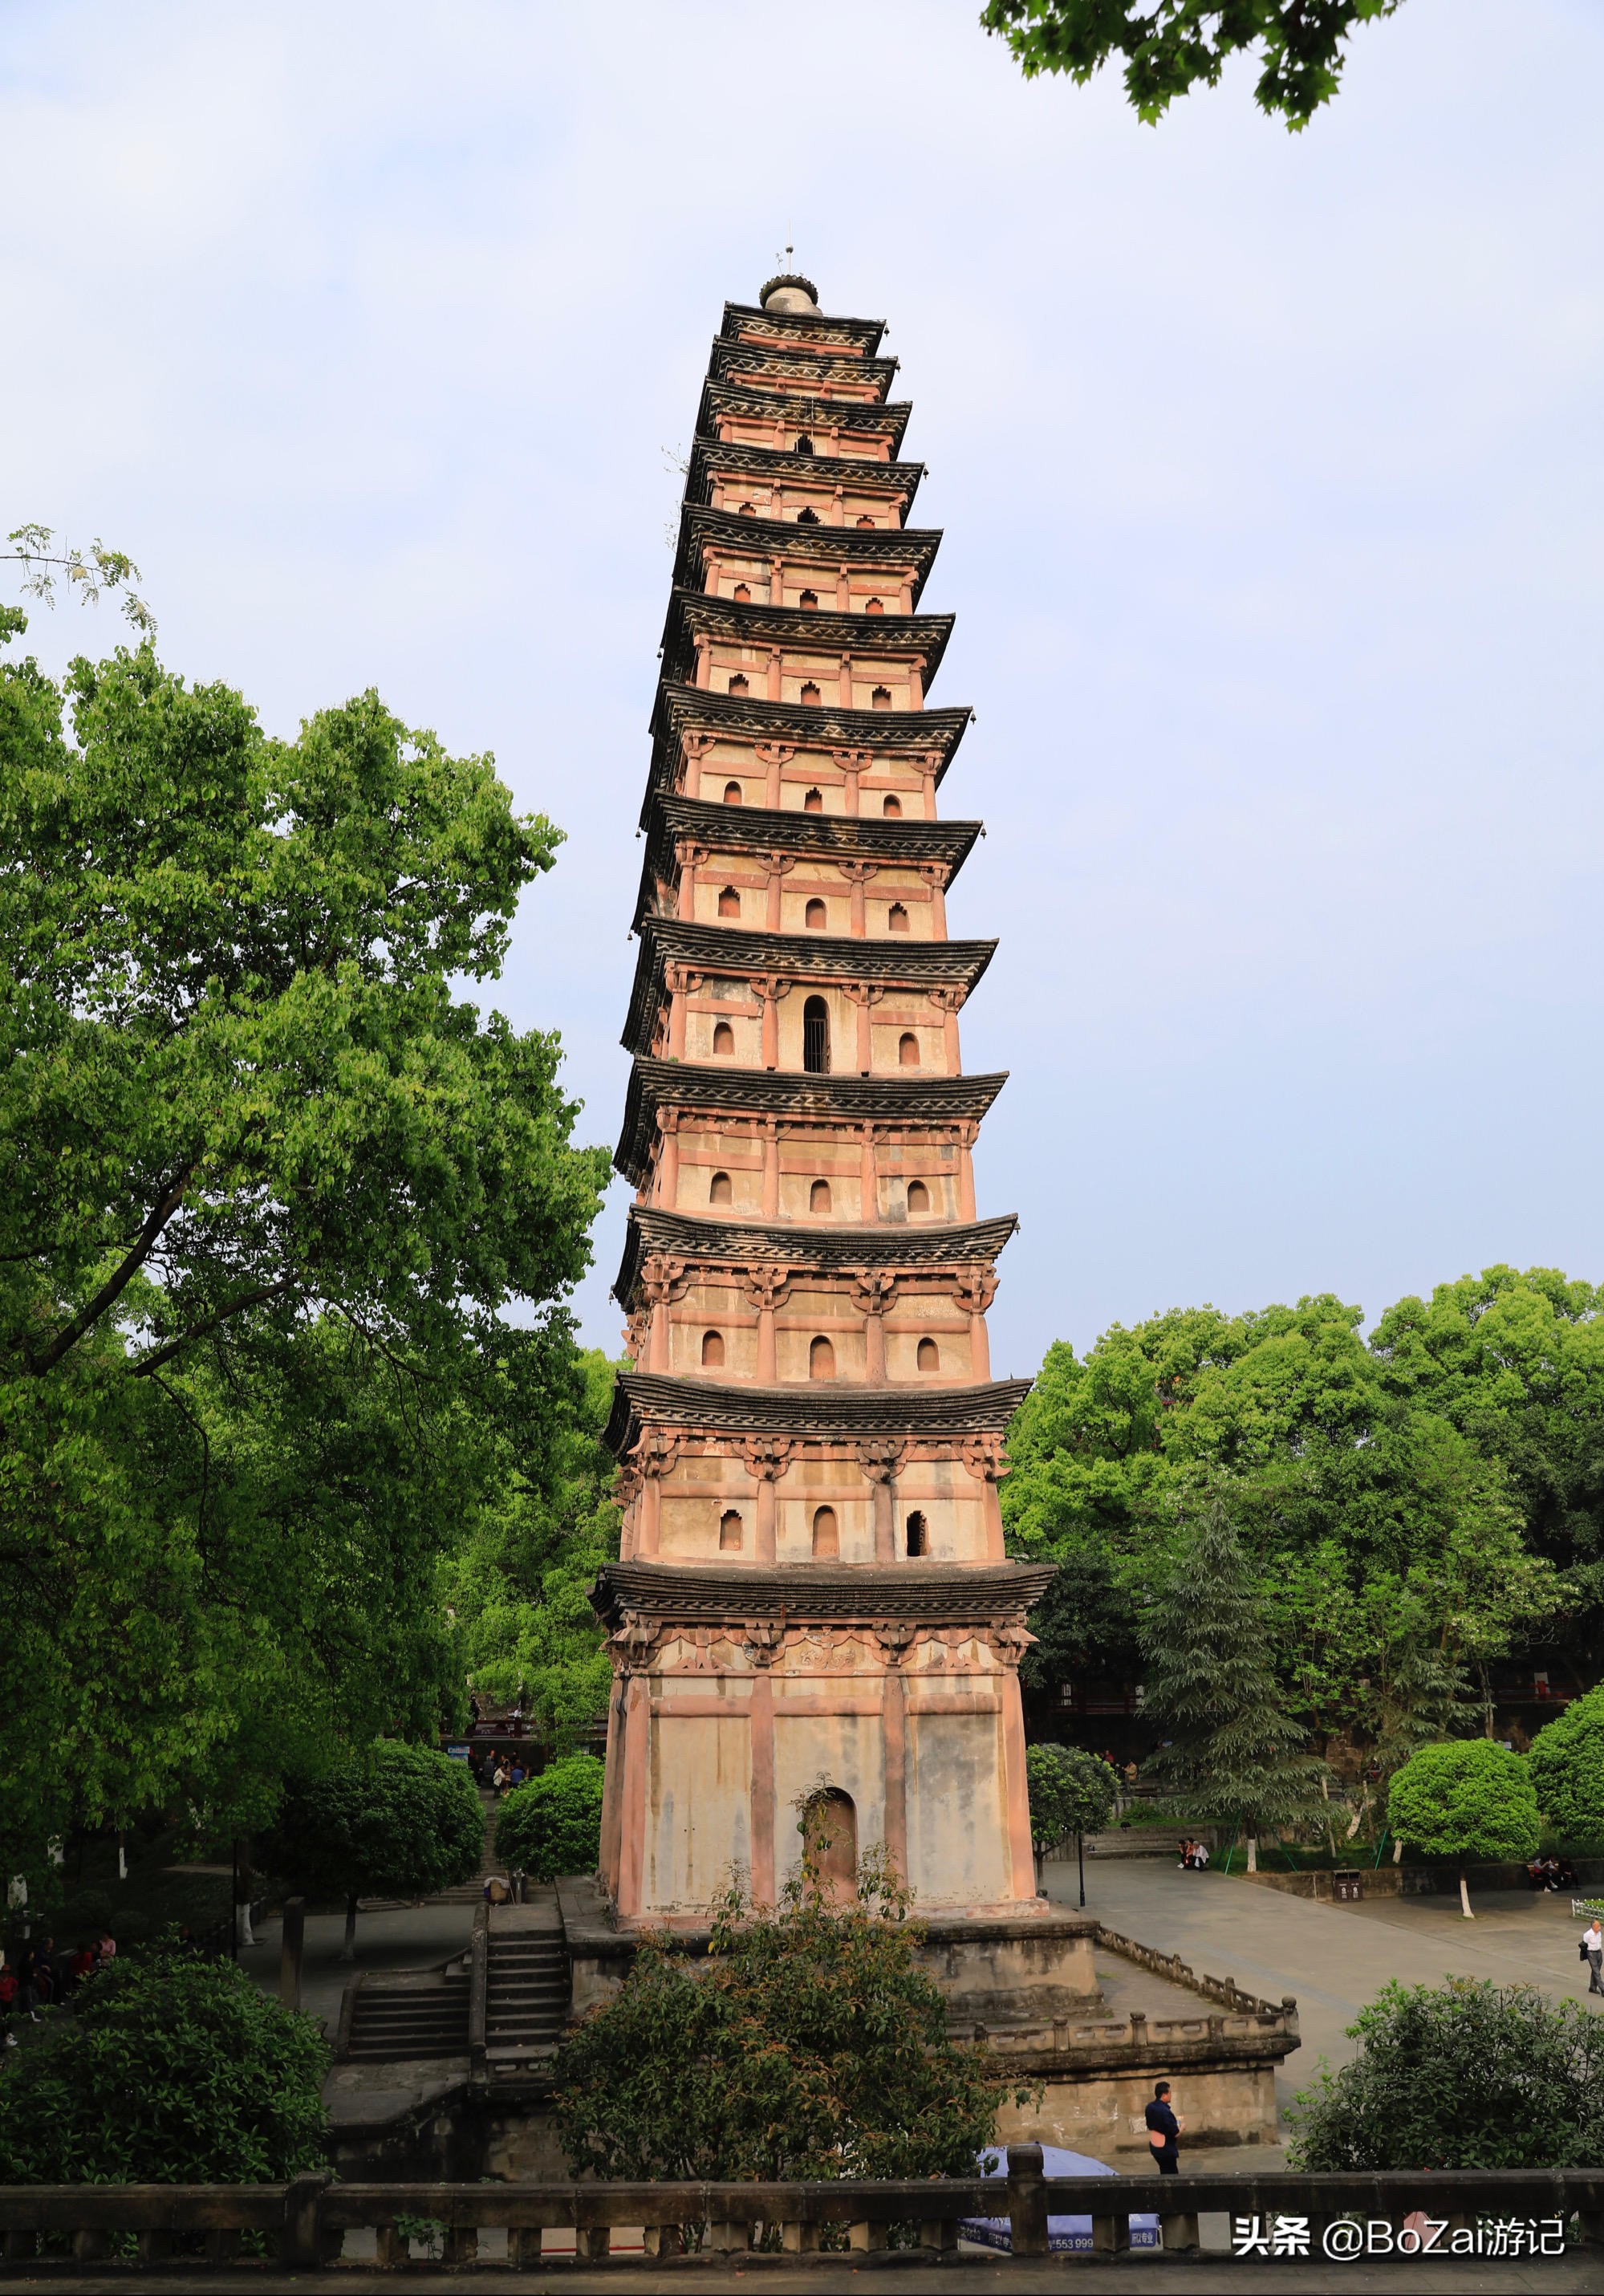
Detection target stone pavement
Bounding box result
[1044,1852,1603,2133]
[238,1901,477,2039]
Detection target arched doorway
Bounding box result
[802,1787,858,1899]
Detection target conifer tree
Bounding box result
[1140,1492,1323,1870]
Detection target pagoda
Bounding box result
[594,272,1053,1922]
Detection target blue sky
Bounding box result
[4,0,1600,1376]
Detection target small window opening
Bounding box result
[864,596,884,616]
[809,1335,835,1380]
[882,793,902,816]
[809,1178,832,1213]
[803,786,823,811]
[727,673,750,697]
[916,1337,940,1372]
[717,885,740,917]
[799,681,822,705]
[811,1506,839,1559]
[732,582,752,604]
[907,1179,930,1213]
[719,1510,744,1551]
[805,897,827,929]
[724,779,744,804]
[709,1170,733,1205]
[701,1330,725,1367]
[797,507,821,524]
[802,995,830,1074]
[802,1787,857,1896]
[799,588,819,612]
[738,502,757,517]
[794,435,814,456]
[887,902,909,932]
[871,686,892,710]
[905,1510,928,1558]
[856,514,876,528]
[713,1021,736,1056]
[898,1031,920,1068]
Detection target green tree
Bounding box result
[1528,1685,1604,1849]
[0,1956,329,2183]
[1025,1742,1118,1905]
[1141,1491,1323,1868]
[495,1753,606,1882]
[980,0,1404,132]
[553,1851,1023,2184]
[261,1741,485,1959]
[1387,1741,1539,1920]
[440,1348,619,1749]
[0,634,611,1886]
[1288,1979,1604,2170]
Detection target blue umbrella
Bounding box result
[960,2145,1161,2253]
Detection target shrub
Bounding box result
[494,1753,604,1881]
[0,1956,329,2183]
[1529,1685,1604,1847]
[553,1851,1026,2180]
[1288,1979,1604,2170]
[1025,1744,1118,1851]
[1387,1740,1539,1916]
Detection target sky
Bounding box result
[4,0,1601,1378]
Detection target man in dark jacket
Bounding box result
[1144,2080,1183,2174]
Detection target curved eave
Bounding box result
[707,343,899,400]
[614,1208,1019,1308]
[687,441,924,517]
[673,506,942,602]
[721,301,886,356]
[661,591,956,691]
[614,1059,1009,1189]
[701,382,911,456]
[603,1371,1034,1458]
[591,1558,1056,1629]
[633,796,983,934]
[621,920,997,1059]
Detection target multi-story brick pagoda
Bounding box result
[594,271,1054,1923]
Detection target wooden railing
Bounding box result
[2,2152,1602,2268]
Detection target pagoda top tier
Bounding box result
[721,291,885,359]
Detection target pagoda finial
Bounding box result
[759,246,820,315]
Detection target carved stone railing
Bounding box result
[2,2152,1602,2269]
[1094,1924,1293,2020]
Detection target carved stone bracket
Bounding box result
[850,1270,899,1319]
[989,1615,1037,1671]
[742,1619,785,1668]
[738,1266,794,1314]
[838,859,880,885]
[855,1441,906,1486]
[842,981,886,1010]
[960,1434,1006,1483]
[636,1428,686,1481]
[673,839,712,872]
[875,1620,916,1668]
[926,985,967,1015]
[830,746,875,774]
[608,1608,661,1674]
[763,851,798,879]
[623,1308,651,1363]
[952,1268,999,1317]
[639,1254,690,1308]
[758,973,795,1005]
[741,1437,794,1483]
[754,742,796,772]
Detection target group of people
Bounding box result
[1528,1853,1580,1892]
[0,1932,116,2042]
[1176,1838,1211,1870]
[468,1750,529,1796]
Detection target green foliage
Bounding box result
[1025,1743,1117,1850]
[0,1955,329,2182]
[979,0,1403,131]
[553,1851,1021,2182]
[262,1739,484,1908]
[494,1753,606,1881]
[1387,1741,1540,1867]
[1528,1686,1604,1847]
[1288,1979,1604,2170]
[0,640,611,1887]
[1140,1491,1324,1839]
[439,1347,619,1748]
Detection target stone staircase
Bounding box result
[485,1916,570,2070]
[432,1788,502,1904]
[343,1969,470,2062]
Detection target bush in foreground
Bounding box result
[1288,1978,1604,2171]
[0,1956,330,2183]
[553,1850,1027,2181]
[495,1753,604,1881]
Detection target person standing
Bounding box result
[1582,1916,1603,1997]
[1145,2079,1184,2174]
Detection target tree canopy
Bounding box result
[552,1852,1022,2184]
[495,1753,606,1882]
[1527,1685,1604,1848]
[261,1739,484,1953]
[980,1,1404,131]
[1025,1742,1118,1851]
[1387,1741,1539,1916]
[1289,1978,1604,2171]
[0,632,611,1890]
